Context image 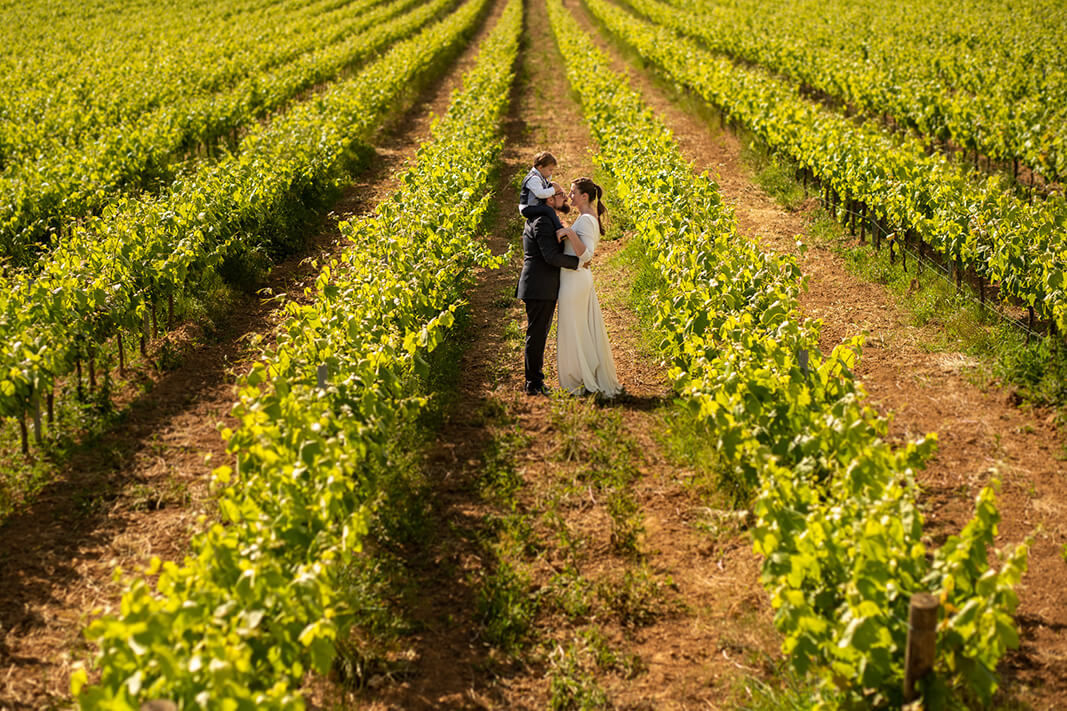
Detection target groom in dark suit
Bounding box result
[516,183,581,396]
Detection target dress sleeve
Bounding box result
[575,214,597,265]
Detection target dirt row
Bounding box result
[0,3,505,705]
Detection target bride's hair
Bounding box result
[571,177,607,235]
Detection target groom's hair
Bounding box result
[533,151,557,169]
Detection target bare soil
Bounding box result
[565,0,1067,706]
[0,15,501,708]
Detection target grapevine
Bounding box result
[548,0,1029,705]
[74,0,521,705]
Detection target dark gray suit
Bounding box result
[516,215,579,389]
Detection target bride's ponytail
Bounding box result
[572,177,608,235]
[594,183,607,236]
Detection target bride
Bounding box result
[556,177,622,397]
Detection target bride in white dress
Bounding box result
[557,177,622,397]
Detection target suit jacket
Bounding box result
[516,214,579,300]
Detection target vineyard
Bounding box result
[0,0,1064,708]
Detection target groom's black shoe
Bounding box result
[524,382,551,396]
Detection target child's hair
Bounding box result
[572,177,607,235]
[533,151,557,169]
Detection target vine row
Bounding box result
[655,0,1067,187]
[0,0,452,264]
[548,0,1028,706]
[591,0,1067,337]
[74,0,519,705]
[0,0,490,452]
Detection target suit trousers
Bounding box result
[523,298,556,387]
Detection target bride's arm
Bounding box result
[565,216,594,266]
[562,230,586,257]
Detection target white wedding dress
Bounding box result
[557,213,622,397]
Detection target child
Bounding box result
[519,151,576,241]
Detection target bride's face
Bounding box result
[568,185,588,209]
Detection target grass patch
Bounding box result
[479,425,528,506]
[547,568,596,620]
[741,141,807,210]
[546,627,639,711]
[331,552,420,690]
[548,396,645,556]
[596,565,675,628]
[606,231,666,345]
[475,558,539,653]
[652,401,756,508]
[547,642,610,711]
[737,674,817,711]
[605,488,643,557]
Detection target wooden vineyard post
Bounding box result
[88,351,96,393]
[955,258,962,292]
[102,349,114,409]
[167,293,175,330]
[904,593,939,701]
[31,389,43,446]
[47,388,54,424]
[18,412,29,456]
[859,205,867,243]
[75,357,84,401]
[117,332,125,376]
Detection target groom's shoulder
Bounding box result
[526,214,552,235]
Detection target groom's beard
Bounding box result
[557,203,571,214]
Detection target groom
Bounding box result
[515,183,585,396]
